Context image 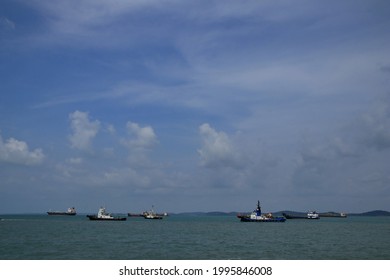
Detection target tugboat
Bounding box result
[87,207,126,221]
[47,207,77,216]
[143,206,164,220]
[238,201,286,222]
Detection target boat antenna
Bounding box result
[256,200,261,215]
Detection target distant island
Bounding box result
[171,210,390,217]
[348,210,390,217]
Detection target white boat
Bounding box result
[307,211,320,219]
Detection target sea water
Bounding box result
[0,215,389,259]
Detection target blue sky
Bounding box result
[1,0,390,213]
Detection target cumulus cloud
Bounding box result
[69,111,100,150]
[198,123,240,168]
[0,133,44,165]
[123,121,157,150]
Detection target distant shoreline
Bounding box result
[171,210,390,217]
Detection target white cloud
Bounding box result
[106,124,116,134]
[69,111,100,150]
[0,133,44,165]
[40,0,152,30]
[198,123,240,168]
[25,0,164,49]
[67,157,83,164]
[0,17,15,30]
[123,121,157,150]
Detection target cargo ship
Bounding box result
[283,211,320,219]
[47,207,76,216]
[319,212,347,218]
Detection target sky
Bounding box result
[1,0,390,214]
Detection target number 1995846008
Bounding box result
[212,266,272,276]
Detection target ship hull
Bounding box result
[128,213,143,217]
[47,212,76,216]
[144,216,163,220]
[240,217,286,222]
[282,213,320,219]
[282,213,306,219]
[87,215,126,221]
[319,214,347,218]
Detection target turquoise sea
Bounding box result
[0,214,389,260]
